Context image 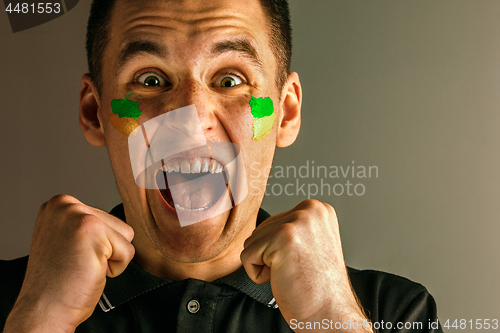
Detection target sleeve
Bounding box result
[347,268,443,333]
[386,288,443,333]
[0,256,29,331]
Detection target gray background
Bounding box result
[1,0,499,330]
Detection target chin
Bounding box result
[145,188,237,262]
[126,137,253,262]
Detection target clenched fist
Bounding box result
[241,199,372,333]
[4,195,135,333]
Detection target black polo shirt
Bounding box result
[0,205,443,332]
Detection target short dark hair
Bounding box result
[258,0,292,90]
[85,0,292,95]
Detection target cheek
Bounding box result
[135,95,169,120]
[217,95,254,143]
[248,96,277,142]
[218,96,277,184]
[105,131,134,187]
[217,95,278,152]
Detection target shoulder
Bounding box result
[348,267,429,301]
[0,255,28,283]
[348,267,441,330]
[0,256,29,328]
[0,255,28,289]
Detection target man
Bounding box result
[1,0,443,332]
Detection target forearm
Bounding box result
[290,303,374,333]
[290,316,375,332]
[3,295,76,333]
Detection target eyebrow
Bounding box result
[114,38,264,76]
[211,39,264,73]
[115,40,167,75]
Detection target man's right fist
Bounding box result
[4,194,135,333]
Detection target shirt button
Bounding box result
[187,300,200,313]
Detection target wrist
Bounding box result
[290,305,374,333]
[4,293,78,333]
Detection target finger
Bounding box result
[98,221,136,278]
[252,205,297,230]
[243,211,299,249]
[241,238,266,283]
[249,200,317,238]
[257,265,271,283]
[44,194,135,243]
[241,237,275,284]
[89,207,135,243]
[241,229,284,283]
[243,263,271,285]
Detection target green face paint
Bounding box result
[109,93,142,137]
[249,95,276,141]
[111,93,142,119]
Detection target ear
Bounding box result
[79,73,106,147]
[276,72,302,148]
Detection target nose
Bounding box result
[168,79,218,136]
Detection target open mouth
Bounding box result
[156,158,228,213]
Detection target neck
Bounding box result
[133,237,247,282]
[130,209,259,281]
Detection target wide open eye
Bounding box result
[214,73,245,88]
[136,72,168,87]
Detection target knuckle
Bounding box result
[265,249,282,266]
[240,250,252,267]
[327,206,339,224]
[274,223,302,253]
[66,202,86,214]
[36,198,89,230]
[48,194,77,205]
[57,204,87,225]
[243,237,251,249]
[275,222,297,240]
[127,242,136,258]
[239,250,246,263]
[75,213,105,236]
[299,199,332,219]
[95,240,111,258]
[46,195,85,215]
[37,201,48,215]
[323,202,337,215]
[301,198,323,209]
[287,210,311,225]
[124,223,135,240]
[290,209,308,222]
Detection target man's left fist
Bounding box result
[240,199,372,332]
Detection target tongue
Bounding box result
[160,171,226,210]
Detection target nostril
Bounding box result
[197,110,219,132]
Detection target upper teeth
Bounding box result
[162,158,224,174]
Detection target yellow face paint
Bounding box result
[252,112,277,141]
[109,113,140,137]
[109,93,142,137]
[249,95,275,141]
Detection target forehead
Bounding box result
[107,0,271,64]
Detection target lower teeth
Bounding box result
[174,203,214,212]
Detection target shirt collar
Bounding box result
[99,204,277,312]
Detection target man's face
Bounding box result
[95,0,290,264]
